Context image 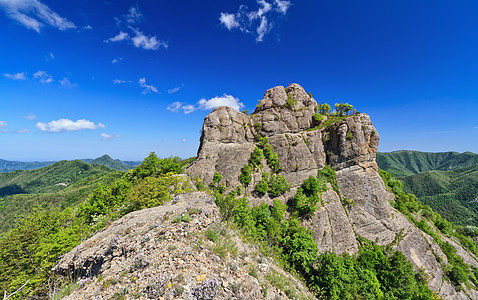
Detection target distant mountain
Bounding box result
[376,150,478,177]
[0,156,141,173]
[0,160,121,234]
[120,160,142,167]
[0,160,113,197]
[377,150,478,226]
[88,154,133,171]
[400,164,478,226]
[0,159,56,173]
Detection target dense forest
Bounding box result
[377,151,478,226]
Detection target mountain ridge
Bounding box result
[376,150,478,177]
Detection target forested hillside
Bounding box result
[376,151,478,177]
[0,153,193,299]
[377,151,478,227]
[400,164,478,226]
[0,160,113,196]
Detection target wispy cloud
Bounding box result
[15,128,29,134]
[112,57,122,64]
[36,118,105,133]
[59,77,77,87]
[181,138,187,143]
[23,114,36,120]
[113,79,131,84]
[125,6,142,24]
[4,72,26,80]
[0,0,76,32]
[130,27,168,50]
[168,86,180,94]
[105,6,167,50]
[0,121,8,133]
[33,70,53,83]
[105,31,129,43]
[101,133,120,140]
[219,0,291,42]
[138,78,158,94]
[219,13,240,30]
[167,101,183,112]
[167,94,244,114]
[83,24,93,30]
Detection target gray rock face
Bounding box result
[186,83,478,299]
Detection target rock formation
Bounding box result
[55,192,314,299]
[187,83,478,299]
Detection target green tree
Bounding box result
[317,103,332,115]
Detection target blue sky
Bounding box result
[1,0,477,161]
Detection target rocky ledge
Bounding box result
[54,192,314,300]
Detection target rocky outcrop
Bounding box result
[188,83,378,188]
[54,192,314,300]
[186,83,478,299]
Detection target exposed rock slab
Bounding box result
[54,192,315,300]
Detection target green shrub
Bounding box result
[250,147,264,168]
[239,165,252,187]
[285,93,296,110]
[254,122,262,132]
[313,113,324,123]
[268,174,289,198]
[213,171,222,185]
[254,173,269,195]
[345,131,353,140]
[292,176,327,218]
[263,144,282,173]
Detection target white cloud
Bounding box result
[182,105,196,114]
[59,77,77,87]
[219,13,239,30]
[256,16,270,42]
[138,78,158,94]
[0,121,8,133]
[198,94,245,111]
[219,0,291,42]
[36,118,105,133]
[113,79,131,84]
[126,6,142,24]
[130,27,168,50]
[0,0,76,32]
[167,101,183,113]
[275,0,291,14]
[181,138,187,143]
[101,133,120,140]
[4,72,26,80]
[15,128,28,134]
[23,114,36,120]
[112,57,122,64]
[83,24,93,30]
[167,94,244,115]
[106,6,167,51]
[168,86,180,94]
[49,52,54,59]
[33,70,53,83]
[105,31,129,43]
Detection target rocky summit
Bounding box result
[187,83,478,299]
[55,84,478,299]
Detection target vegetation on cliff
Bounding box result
[0,153,192,298]
[379,169,478,290]
[211,163,438,299]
